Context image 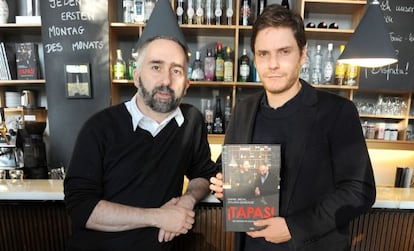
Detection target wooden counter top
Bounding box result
[0,180,413,209]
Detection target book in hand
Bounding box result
[222,144,281,232]
[16,42,39,80]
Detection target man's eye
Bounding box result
[172,68,183,75]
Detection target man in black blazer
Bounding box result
[210,4,376,251]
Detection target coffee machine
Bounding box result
[16,108,48,179]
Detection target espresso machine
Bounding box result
[15,107,48,179]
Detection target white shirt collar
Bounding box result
[125,93,184,136]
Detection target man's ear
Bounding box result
[133,69,140,88]
[183,79,190,95]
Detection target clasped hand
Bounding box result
[157,195,196,242]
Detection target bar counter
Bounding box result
[0,180,413,251]
[0,179,413,208]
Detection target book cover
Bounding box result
[222,144,281,232]
[16,42,39,80]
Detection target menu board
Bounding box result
[40,1,111,167]
[359,0,414,91]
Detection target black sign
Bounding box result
[40,0,111,168]
[359,0,414,91]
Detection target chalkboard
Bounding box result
[359,0,414,91]
[40,1,111,168]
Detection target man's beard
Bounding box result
[138,77,182,113]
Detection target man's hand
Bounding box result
[246,217,292,244]
[209,172,223,199]
[156,197,195,242]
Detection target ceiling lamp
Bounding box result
[337,0,398,68]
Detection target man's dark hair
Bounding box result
[251,4,307,56]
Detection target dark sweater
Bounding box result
[64,103,217,251]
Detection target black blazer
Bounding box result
[225,82,376,251]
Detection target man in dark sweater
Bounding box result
[210,4,376,251]
[64,1,217,250]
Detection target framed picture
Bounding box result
[65,64,92,98]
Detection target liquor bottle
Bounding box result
[281,0,289,9]
[224,46,233,82]
[345,63,358,86]
[114,49,126,80]
[123,0,134,23]
[226,0,233,25]
[133,0,145,23]
[205,0,213,25]
[204,48,215,81]
[187,0,194,24]
[258,0,266,16]
[334,44,346,85]
[128,48,137,80]
[299,44,310,82]
[322,43,334,84]
[310,44,322,84]
[195,0,204,25]
[215,42,225,81]
[176,0,185,24]
[239,48,250,82]
[240,0,250,26]
[144,0,154,23]
[224,95,231,131]
[215,0,223,25]
[191,50,205,80]
[205,99,214,133]
[213,96,224,134]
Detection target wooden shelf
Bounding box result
[208,134,224,145]
[367,140,414,150]
[0,80,46,86]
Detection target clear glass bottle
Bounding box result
[300,44,310,82]
[334,44,346,85]
[144,0,154,23]
[114,49,126,80]
[187,0,194,24]
[215,42,225,81]
[226,0,233,25]
[176,0,185,24]
[240,0,250,26]
[258,0,266,16]
[123,0,134,23]
[191,50,205,81]
[204,48,215,81]
[322,43,334,84]
[215,0,223,25]
[205,0,213,25]
[239,48,250,82]
[310,44,322,84]
[213,96,224,134]
[224,46,233,82]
